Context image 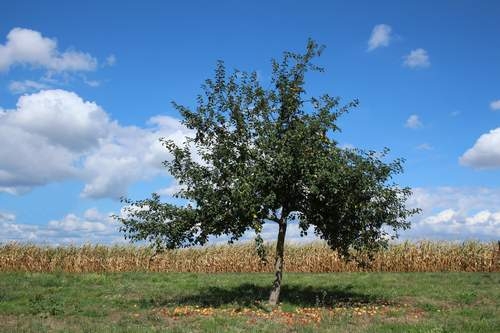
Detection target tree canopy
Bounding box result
[116,39,419,305]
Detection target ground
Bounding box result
[0,272,498,332]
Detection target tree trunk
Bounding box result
[268,217,287,306]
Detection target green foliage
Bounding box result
[116,39,419,257]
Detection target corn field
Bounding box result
[0,241,498,273]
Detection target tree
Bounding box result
[116,40,419,306]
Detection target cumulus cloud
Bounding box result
[460,128,500,169]
[405,114,422,129]
[0,206,317,245]
[216,186,500,243]
[403,48,430,69]
[6,89,109,151]
[48,208,114,233]
[0,107,79,194]
[490,100,500,111]
[408,187,500,214]
[0,27,97,72]
[80,115,193,199]
[1,28,105,92]
[402,187,500,241]
[0,89,193,198]
[0,208,124,245]
[367,24,392,51]
[3,187,500,245]
[408,209,500,240]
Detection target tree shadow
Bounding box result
[140,283,388,309]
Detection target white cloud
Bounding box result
[421,209,457,225]
[6,89,109,151]
[3,187,500,245]
[403,48,430,69]
[0,27,97,72]
[405,114,422,129]
[8,80,50,94]
[0,89,194,198]
[0,211,16,222]
[490,100,500,111]
[209,221,317,245]
[157,181,186,197]
[410,208,500,239]
[105,54,116,67]
[402,187,500,240]
[0,186,31,195]
[216,188,500,243]
[0,113,79,193]
[0,207,317,245]
[408,187,500,214]
[0,218,39,242]
[218,187,500,243]
[460,128,500,169]
[82,77,100,87]
[0,208,125,245]
[416,143,433,150]
[339,143,355,150]
[80,116,193,199]
[367,24,392,51]
[48,209,113,233]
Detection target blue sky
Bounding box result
[1,0,499,245]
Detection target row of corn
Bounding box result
[0,241,498,273]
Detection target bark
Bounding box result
[268,214,287,306]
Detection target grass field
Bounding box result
[0,272,499,332]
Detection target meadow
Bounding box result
[0,241,499,332]
[0,271,499,332]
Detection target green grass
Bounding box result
[0,272,499,332]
